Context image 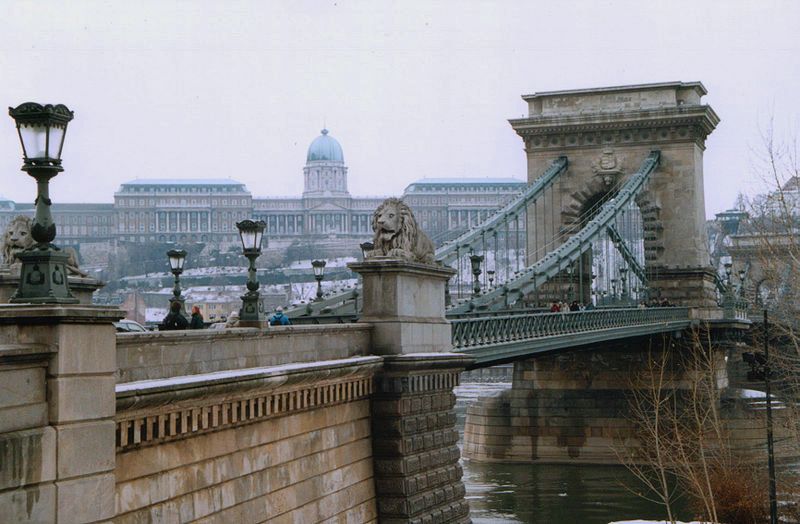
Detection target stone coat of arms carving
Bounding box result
[591,148,625,187]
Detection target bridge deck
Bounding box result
[452,307,693,368]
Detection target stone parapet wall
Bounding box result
[117,323,372,382]
[115,357,382,523]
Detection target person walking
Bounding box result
[269,306,292,326]
[190,306,205,329]
[161,301,188,331]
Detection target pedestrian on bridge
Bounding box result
[569,301,580,312]
[190,306,205,329]
[269,307,291,326]
[161,301,188,331]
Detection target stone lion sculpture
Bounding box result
[2,215,34,267]
[1,215,88,277]
[368,198,436,264]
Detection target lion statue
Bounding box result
[2,215,35,268]
[1,215,88,277]
[368,198,436,264]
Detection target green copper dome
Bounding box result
[306,128,344,163]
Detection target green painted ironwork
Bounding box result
[452,306,692,367]
[287,156,569,319]
[447,151,661,314]
[606,223,648,287]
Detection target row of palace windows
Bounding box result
[121,185,246,193]
[120,234,239,243]
[117,198,250,207]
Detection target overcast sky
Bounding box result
[1,1,797,217]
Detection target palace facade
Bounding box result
[0,129,525,265]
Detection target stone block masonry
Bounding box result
[370,354,473,524]
[0,305,124,524]
[114,357,382,523]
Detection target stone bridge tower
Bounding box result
[510,82,719,306]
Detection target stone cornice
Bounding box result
[509,105,719,151]
[0,304,125,324]
[349,259,457,279]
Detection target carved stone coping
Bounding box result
[0,343,54,365]
[116,322,373,345]
[377,353,475,395]
[114,356,383,451]
[349,259,456,279]
[0,304,124,324]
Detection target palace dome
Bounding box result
[306,129,344,163]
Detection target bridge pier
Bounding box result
[464,336,728,464]
[351,258,473,524]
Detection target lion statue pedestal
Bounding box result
[0,215,104,304]
[348,197,455,355]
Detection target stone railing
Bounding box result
[451,306,691,350]
[116,323,372,383]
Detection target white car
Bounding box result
[114,319,149,333]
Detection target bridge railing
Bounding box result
[451,306,690,349]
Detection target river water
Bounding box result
[455,381,691,524]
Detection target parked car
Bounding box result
[114,319,149,333]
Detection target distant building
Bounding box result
[0,128,527,266]
[114,179,252,249]
[252,129,526,246]
[402,178,526,243]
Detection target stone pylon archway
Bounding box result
[511,82,720,306]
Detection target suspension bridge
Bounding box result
[288,83,741,372]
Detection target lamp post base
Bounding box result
[239,293,264,325]
[10,249,78,304]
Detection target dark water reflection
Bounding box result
[456,382,690,524]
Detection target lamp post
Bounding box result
[566,263,574,302]
[738,268,747,299]
[722,261,734,317]
[619,267,628,301]
[611,279,618,302]
[487,270,495,288]
[235,219,266,325]
[312,260,326,301]
[8,102,78,303]
[469,253,484,297]
[166,249,187,311]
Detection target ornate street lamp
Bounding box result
[312,259,326,301]
[619,267,628,300]
[487,270,495,288]
[8,102,77,303]
[724,261,733,287]
[738,268,747,299]
[469,253,484,297]
[359,241,374,260]
[236,219,266,324]
[611,279,618,301]
[566,263,574,302]
[166,249,187,310]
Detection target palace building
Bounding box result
[0,129,526,265]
